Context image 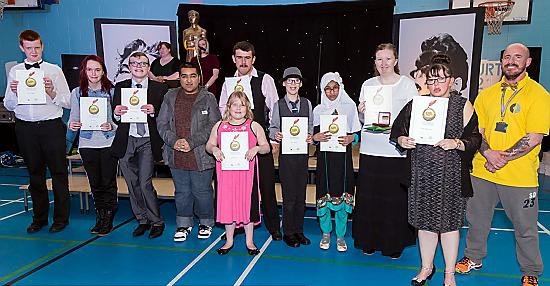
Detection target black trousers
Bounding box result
[279,154,308,235]
[257,150,280,234]
[15,118,69,224]
[79,147,118,210]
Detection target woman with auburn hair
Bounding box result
[68,55,118,236]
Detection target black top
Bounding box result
[150,57,181,77]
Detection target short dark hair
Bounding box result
[129,51,149,63]
[233,41,255,57]
[158,42,172,52]
[427,53,453,78]
[19,30,42,46]
[179,62,201,78]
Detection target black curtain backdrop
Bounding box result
[177,0,395,105]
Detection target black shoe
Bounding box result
[217,244,234,255]
[49,222,68,233]
[283,234,300,247]
[247,247,260,256]
[90,211,101,234]
[411,264,436,286]
[148,224,165,239]
[363,248,376,255]
[295,233,311,245]
[389,251,402,260]
[132,224,151,237]
[97,209,114,236]
[271,231,282,241]
[27,221,47,233]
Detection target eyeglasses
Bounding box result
[324,85,340,92]
[129,61,150,68]
[426,76,450,85]
[285,78,301,84]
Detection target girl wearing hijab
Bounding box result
[312,72,361,252]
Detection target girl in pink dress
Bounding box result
[206,91,270,256]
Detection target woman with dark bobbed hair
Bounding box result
[391,54,481,286]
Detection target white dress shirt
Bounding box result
[218,67,279,121]
[4,60,71,121]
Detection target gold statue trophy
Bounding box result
[182,10,207,62]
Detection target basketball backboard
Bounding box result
[449,0,532,24]
[4,0,43,10]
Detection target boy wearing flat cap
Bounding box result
[269,67,314,248]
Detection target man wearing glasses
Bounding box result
[219,41,282,241]
[112,52,168,239]
[269,67,313,247]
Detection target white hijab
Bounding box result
[313,72,362,133]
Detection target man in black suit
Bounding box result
[112,52,168,239]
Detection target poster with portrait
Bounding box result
[394,8,484,102]
[94,19,176,83]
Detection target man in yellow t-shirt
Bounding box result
[455,43,550,286]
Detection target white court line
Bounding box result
[0,200,52,221]
[0,183,25,187]
[0,209,31,221]
[495,207,550,214]
[461,226,549,234]
[166,233,225,286]
[233,234,273,286]
[0,198,24,207]
[537,222,550,236]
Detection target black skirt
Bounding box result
[352,154,416,254]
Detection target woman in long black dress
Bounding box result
[390,54,481,286]
[352,43,417,259]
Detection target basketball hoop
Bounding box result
[479,0,515,35]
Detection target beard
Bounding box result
[503,64,526,81]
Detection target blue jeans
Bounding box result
[171,168,215,228]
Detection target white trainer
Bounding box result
[319,233,330,250]
[173,227,192,242]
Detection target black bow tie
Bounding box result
[501,82,518,91]
[24,62,41,70]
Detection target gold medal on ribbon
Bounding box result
[372,87,384,105]
[372,94,384,105]
[88,98,100,114]
[422,99,437,121]
[234,78,244,92]
[229,134,241,151]
[289,118,300,136]
[129,90,140,106]
[328,116,339,134]
[25,71,37,87]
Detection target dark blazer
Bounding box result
[111,79,168,162]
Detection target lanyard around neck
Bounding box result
[500,87,522,121]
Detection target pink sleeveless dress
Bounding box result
[216,119,261,226]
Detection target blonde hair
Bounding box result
[222,91,254,121]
